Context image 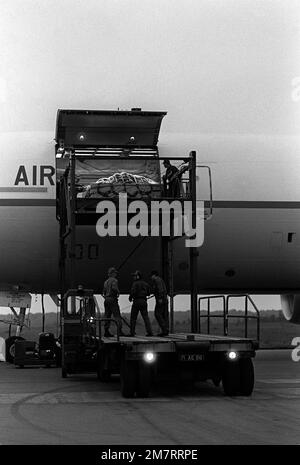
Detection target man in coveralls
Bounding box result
[150,270,169,336]
[102,267,125,337]
[129,270,153,337]
[162,159,181,197]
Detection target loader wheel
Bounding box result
[222,359,241,396]
[55,346,62,367]
[5,336,24,364]
[239,358,254,396]
[97,349,111,382]
[212,375,222,387]
[120,360,138,398]
[98,369,111,382]
[136,363,151,398]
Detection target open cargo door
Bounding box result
[55,109,167,148]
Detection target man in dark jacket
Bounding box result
[102,267,125,337]
[151,270,169,336]
[162,159,181,197]
[129,270,153,337]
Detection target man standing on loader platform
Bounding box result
[151,270,169,336]
[102,267,125,337]
[162,159,181,198]
[129,270,153,337]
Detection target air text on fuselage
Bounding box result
[14,165,55,186]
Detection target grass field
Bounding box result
[0,310,298,349]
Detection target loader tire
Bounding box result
[239,358,255,396]
[222,359,241,396]
[120,360,138,398]
[5,336,24,364]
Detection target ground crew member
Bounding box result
[150,270,169,336]
[102,267,125,337]
[129,270,153,337]
[162,159,181,197]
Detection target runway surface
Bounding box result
[0,349,298,445]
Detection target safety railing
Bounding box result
[226,295,260,343]
[198,294,260,343]
[198,295,226,335]
[196,165,213,220]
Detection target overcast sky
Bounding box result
[0,0,299,134]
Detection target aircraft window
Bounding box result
[288,232,296,243]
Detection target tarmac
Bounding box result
[0,349,299,445]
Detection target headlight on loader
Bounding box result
[227,350,238,360]
[143,351,156,363]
